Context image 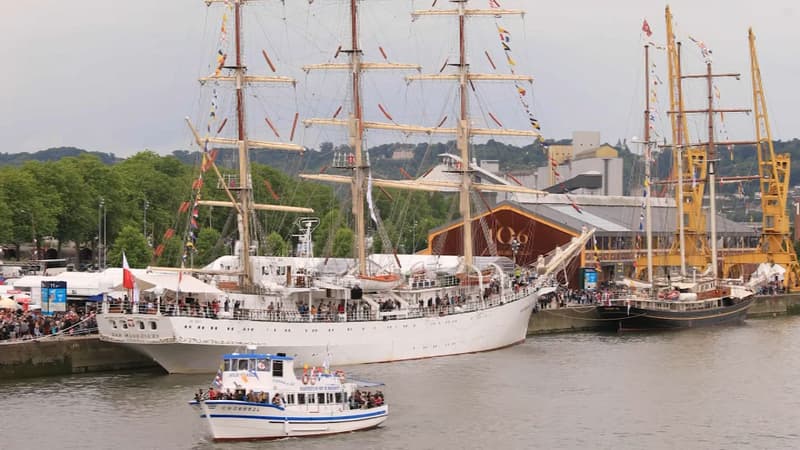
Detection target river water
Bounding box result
[3,316,800,450]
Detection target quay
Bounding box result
[0,335,157,379]
[1,294,799,379]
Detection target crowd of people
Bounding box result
[0,308,96,341]
[195,386,386,410]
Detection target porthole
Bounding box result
[149,321,157,330]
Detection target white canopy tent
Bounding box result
[111,270,225,302]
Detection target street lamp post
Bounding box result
[412,220,418,253]
[98,198,105,270]
[510,236,521,267]
[143,199,149,242]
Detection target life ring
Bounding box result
[257,361,266,371]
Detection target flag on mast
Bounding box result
[122,252,135,290]
[178,260,184,294]
[642,19,653,38]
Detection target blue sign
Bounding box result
[41,281,67,315]
[583,268,598,290]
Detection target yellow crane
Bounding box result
[721,29,800,291]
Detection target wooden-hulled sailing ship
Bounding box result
[596,6,754,330]
[97,0,594,373]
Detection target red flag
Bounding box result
[642,19,652,38]
[122,252,135,290]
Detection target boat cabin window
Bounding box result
[272,359,283,377]
[286,393,295,404]
[238,359,250,371]
[297,393,306,404]
[317,393,326,404]
[327,393,335,404]
[307,394,316,405]
[334,392,343,403]
[224,359,234,371]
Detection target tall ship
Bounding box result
[596,7,758,330]
[97,0,591,373]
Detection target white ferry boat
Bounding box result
[190,350,387,441]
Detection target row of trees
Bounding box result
[0,150,457,269]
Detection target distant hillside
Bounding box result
[0,147,121,165]
[8,140,800,199]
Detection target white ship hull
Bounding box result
[192,401,388,441]
[98,293,535,373]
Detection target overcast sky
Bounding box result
[2,0,798,157]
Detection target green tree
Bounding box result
[264,231,289,256]
[108,224,151,267]
[195,227,222,266]
[0,166,60,258]
[331,227,354,257]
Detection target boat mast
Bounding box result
[300,1,545,260]
[455,0,474,268]
[705,60,719,279]
[348,0,367,276]
[232,1,255,285]
[643,44,654,285]
[183,0,310,287]
[677,39,744,280]
[299,2,420,276]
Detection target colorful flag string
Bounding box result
[489,1,541,136]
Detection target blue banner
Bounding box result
[41,281,67,315]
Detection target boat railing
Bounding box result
[102,288,531,323]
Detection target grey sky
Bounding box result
[2,0,798,157]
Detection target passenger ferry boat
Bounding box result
[190,350,388,441]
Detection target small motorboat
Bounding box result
[190,348,388,441]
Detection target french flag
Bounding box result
[122,252,135,290]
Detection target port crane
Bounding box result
[721,29,800,291]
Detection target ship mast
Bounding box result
[301,0,419,276]
[643,44,654,285]
[455,0,474,267]
[184,0,311,287]
[347,0,367,276]
[408,1,537,269]
[300,1,546,270]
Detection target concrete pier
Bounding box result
[0,335,158,379]
[2,293,800,379]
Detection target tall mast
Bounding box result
[300,1,420,276]
[184,0,310,287]
[705,60,719,278]
[300,1,546,268]
[232,1,254,285]
[643,45,654,285]
[348,0,367,276]
[659,6,747,280]
[455,0,474,268]
[407,1,535,270]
